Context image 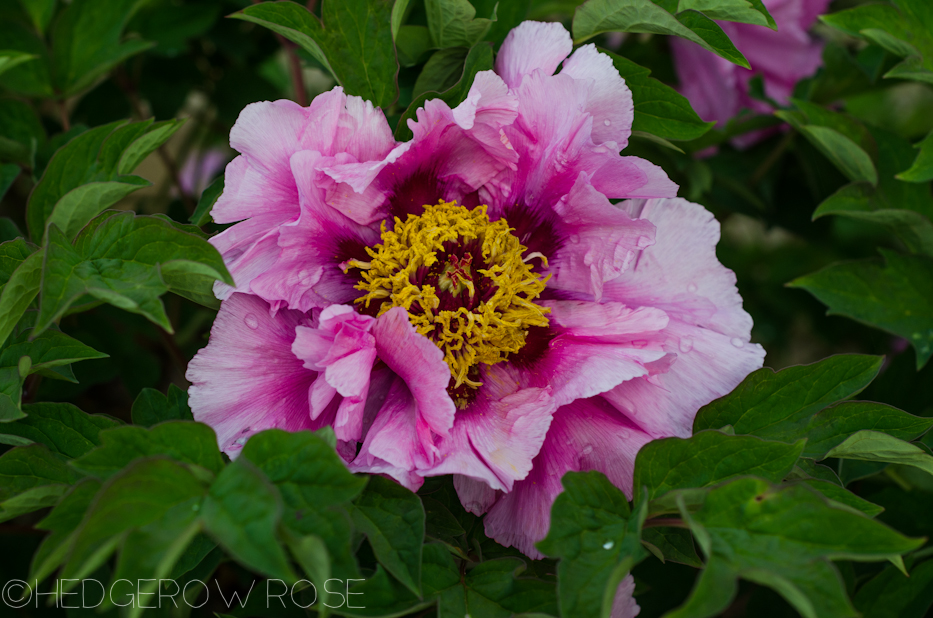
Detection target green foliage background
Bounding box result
[0,0,932,616]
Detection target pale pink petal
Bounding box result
[484,398,654,558]
[600,198,765,438]
[520,301,669,406]
[186,293,317,456]
[547,176,657,300]
[229,99,309,180]
[560,44,635,149]
[452,71,518,131]
[422,364,557,492]
[495,21,573,88]
[612,575,641,618]
[454,474,498,516]
[212,155,298,225]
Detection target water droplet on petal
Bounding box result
[679,338,693,353]
[731,337,744,348]
[582,445,594,456]
[687,283,698,293]
[244,313,259,330]
[603,540,614,550]
[604,119,612,126]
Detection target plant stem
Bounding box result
[58,98,70,131]
[642,517,688,529]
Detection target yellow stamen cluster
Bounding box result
[345,200,549,390]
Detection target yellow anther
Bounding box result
[347,200,549,391]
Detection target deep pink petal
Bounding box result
[373,307,456,438]
[186,293,317,456]
[495,21,572,88]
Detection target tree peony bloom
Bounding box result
[187,21,764,559]
[671,0,831,146]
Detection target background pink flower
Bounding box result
[671,0,831,146]
[187,21,764,558]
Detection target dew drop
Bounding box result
[581,445,594,456]
[244,313,260,330]
[687,283,698,293]
[731,337,744,348]
[603,119,612,126]
[603,540,614,550]
[679,338,693,354]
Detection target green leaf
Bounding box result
[395,41,493,141]
[0,20,53,97]
[694,354,883,435]
[670,478,923,618]
[799,125,878,185]
[232,0,398,109]
[899,130,933,183]
[572,0,749,68]
[425,0,496,48]
[0,402,120,457]
[0,250,43,348]
[27,119,182,240]
[351,475,425,597]
[790,478,884,517]
[603,49,712,141]
[0,164,20,205]
[0,50,37,79]
[18,0,58,35]
[242,429,367,509]
[634,430,805,501]
[854,558,933,618]
[36,211,233,335]
[396,25,433,67]
[31,478,102,585]
[0,443,81,513]
[284,531,331,618]
[201,457,297,581]
[813,183,933,257]
[641,527,702,567]
[801,401,933,458]
[789,251,933,369]
[50,0,155,96]
[131,384,193,427]
[677,0,774,28]
[343,543,557,618]
[111,497,203,618]
[537,471,646,618]
[413,47,469,99]
[392,0,412,39]
[189,174,223,226]
[71,420,224,478]
[825,430,933,476]
[59,457,208,585]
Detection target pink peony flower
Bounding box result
[671,0,831,146]
[187,21,764,558]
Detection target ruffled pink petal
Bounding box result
[421,364,557,492]
[452,71,518,131]
[454,474,498,516]
[612,575,641,618]
[670,37,740,125]
[303,88,396,161]
[373,307,456,438]
[607,198,752,337]
[483,398,654,558]
[349,376,433,492]
[560,44,635,149]
[522,300,669,407]
[547,175,657,300]
[211,219,283,301]
[495,21,572,88]
[599,198,765,438]
[229,99,310,184]
[186,293,317,456]
[212,155,298,225]
[292,305,377,441]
